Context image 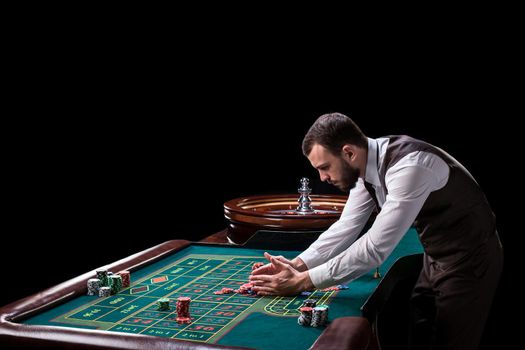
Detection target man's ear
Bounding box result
[342,145,354,160]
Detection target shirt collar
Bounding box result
[364,137,381,186]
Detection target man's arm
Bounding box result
[251,152,449,295]
[250,180,375,296]
[307,161,447,289]
[298,179,376,269]
[253,181,374,277]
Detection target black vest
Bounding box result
[379,136,496,261]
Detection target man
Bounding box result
[250,112,502,350]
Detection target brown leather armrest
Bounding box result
[311,316,372,350]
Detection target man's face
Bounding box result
[307,144,360,192]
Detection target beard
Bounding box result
[336,160,360,192]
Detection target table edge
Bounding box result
[0,239,372,350]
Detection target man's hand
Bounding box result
[249,256,315,296]
[251,252,308,277]
[251,252,295,276]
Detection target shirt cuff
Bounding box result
[298,247,326,270]
[308,264,336,289]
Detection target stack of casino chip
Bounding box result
[87,278,101,296]
[157,298,170,311]
[95,269,110,297]
[109,274,122,295]
[298,299,329,327]
[322,284,349,291]
[213,287,234,295]
[302,299,317,308]
[252,262,264,270]
[96,269,109,287]
[92,268,132,297]
[235,283,256,295]
[99,286,111,297]
[298,306,313,326]
[117,270,130,288]
[176,297,192,324]
[310,305,329,327]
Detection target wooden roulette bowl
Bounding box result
[224,194,348,244]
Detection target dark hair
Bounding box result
[302,112,367,156]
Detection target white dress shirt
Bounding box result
[298,137,450,288]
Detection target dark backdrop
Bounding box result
[2,81,511,348]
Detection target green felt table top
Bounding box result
[22,228,422,350]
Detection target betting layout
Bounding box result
[52,254,341,343]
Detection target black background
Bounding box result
[1,54,514,349]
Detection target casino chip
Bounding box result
[96,269,109,287]
[297,304,329,327]
[157,298,170,311]
[92,269,132,297]
[117,271,130,288]
[99,287,111,297]
[87,278,101,296]
[252,262,264,270]
[176,297,191,324]
[109,275,123,295]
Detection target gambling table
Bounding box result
[0,229,422,350]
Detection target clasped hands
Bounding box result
[249,252,314,296]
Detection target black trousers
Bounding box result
[408,233,503,350]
